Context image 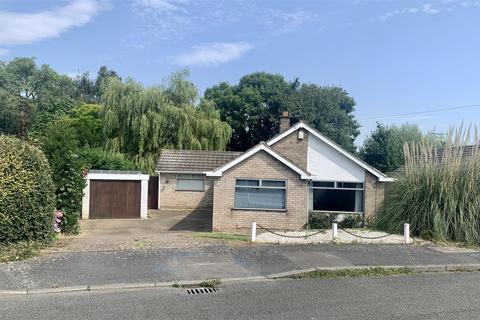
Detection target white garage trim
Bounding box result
[81,171,150,219]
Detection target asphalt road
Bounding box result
[2,272,480,320]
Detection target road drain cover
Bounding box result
[186,287,217,295]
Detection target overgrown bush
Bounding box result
[0,135,55,243]
[375,125,480,244]
[40,121,85,234]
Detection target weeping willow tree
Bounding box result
[101,71,232,173]
[375,124,480,244]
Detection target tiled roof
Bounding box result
[156,149,243,173]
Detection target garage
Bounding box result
[82,171,150,219]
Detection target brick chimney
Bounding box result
[279,111,290,133]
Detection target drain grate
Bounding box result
[186,287,217,295]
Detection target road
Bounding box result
[2,272,479,320]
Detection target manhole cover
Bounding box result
[186,287,217,295]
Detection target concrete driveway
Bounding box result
[53,209,224,252]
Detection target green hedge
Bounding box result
[0,135,55,243]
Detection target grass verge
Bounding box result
[194,232,250,242]
[290,267,413,279]
[172,279,222,289]
[0,240,52,263]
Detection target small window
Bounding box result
[176,174,205,191]
[236,179,260,187]
[337,182,363,189]
[312,181,335,188]
[234,179,286,210]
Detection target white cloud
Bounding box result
[0,0,101,47]
[422,4,440,15]
[174,42,253,67]
[134,0,188,13]
[260,9,318,34]
[380,3,442,21]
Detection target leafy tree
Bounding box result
[40,121,85,234]
[359,123,424,173]
[73,72,96,103]
[0,57,76,136]
[289,84,359,152]
[102,72,232,173]
[204,72,359,151]
[94,66,120,100]
[73,66,120,103]
[63,103,103,147]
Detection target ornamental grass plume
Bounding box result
[375,124,480,244]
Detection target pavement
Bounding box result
[2,272,480,319]
[2,243,480,293]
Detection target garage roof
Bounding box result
[156,149,243,173]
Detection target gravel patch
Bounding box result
[256,229,408,244]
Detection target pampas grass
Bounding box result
[375,124,480,244]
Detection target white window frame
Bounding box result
[176,174,205,191]
[309,181,364,213]
[234,178,287,211]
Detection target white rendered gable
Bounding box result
[307,135,365,182]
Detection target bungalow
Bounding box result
[156,112,393,232]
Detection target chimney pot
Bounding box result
[279,111,290,133]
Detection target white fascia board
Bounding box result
[156,171,205,174]
[86,173,150,181]
[267,122,391,182]
[206,144,311,180]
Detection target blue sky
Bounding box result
[1,0,480,144]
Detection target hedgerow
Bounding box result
[0,135,55,244]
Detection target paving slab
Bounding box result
[283,251,353,268]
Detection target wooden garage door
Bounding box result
[89,180,141,219]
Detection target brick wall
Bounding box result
[363,172,386,222]
[271,129,308,169]
[212,151,309,232]
[159,173,213,209]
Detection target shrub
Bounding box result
[79,148,138,171]
[375,125,480,244]
[40,121,85,234]
[0,135,55,243]
[307,212,362,229]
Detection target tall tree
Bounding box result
[359,123,424,173]
[0,57,76,136]
[204,72,359,151]
[101,72,232,173]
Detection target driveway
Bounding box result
[52,209,233,252]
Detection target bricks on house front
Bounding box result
[364,172,385,222]
[159,173,213,209]
[212,151,309,232]
[271,129,309,169]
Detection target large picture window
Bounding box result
[176,174,205,191]
[234,179,286,210]
[309,181,363,213]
